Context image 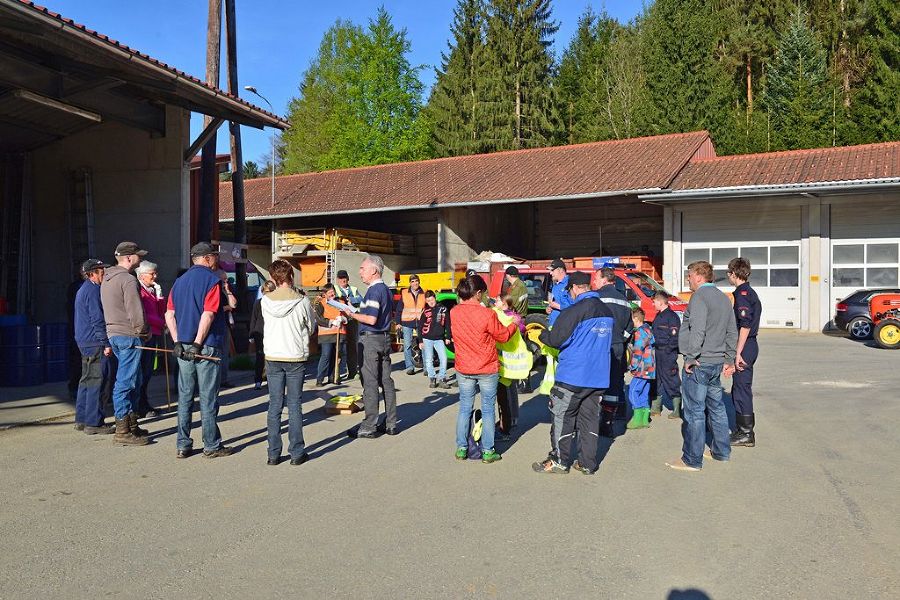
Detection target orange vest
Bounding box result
[400,288,426,323]
[318,296,347,336]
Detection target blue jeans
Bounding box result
[109,336,143,420]
[456,372,498,453]
[423,338,447,380]
[401,325,415,370]
[266,361,306,460]
[681,363,731,468]
[628,377,651,409]
[76,345,112,426]
[176,344,222,452]
[316,340,346,383]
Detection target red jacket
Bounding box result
[139,284,166,336]
[450,302,516,375]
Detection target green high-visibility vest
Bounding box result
[493,308,533,381]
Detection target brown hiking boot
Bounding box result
[84,424,115,435]
[127,413,149,437]
[202,446,233,459]
[114,418,148,446]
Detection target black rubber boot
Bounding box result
[730,413,756,447]
[668,396,682,419]
[599,401,617,438]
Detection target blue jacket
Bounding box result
[548,276,573,327]
[74,279,109,350]
[539,291,614,389]
[169,265,227,348]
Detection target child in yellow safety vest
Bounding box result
[495,293,527,439]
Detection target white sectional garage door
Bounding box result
[681,205,802,328]
[681,243,801,327]
[830,199,900,307]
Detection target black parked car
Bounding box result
[834,288,900,340]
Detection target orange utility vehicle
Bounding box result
[869,293,900,349]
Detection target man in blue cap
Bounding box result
[74,259,116,435]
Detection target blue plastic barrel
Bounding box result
[0,324,45,387]
[42,322,70,383]
[0,314,26,327]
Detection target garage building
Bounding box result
[644,142,900,332]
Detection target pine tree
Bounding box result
[477,0,560,152]
[851,0,900,142]
[719,0,793,152]
[427,0,487,157]
[641,0,734,146]
[765,8,831,150]
[556,8,620,143]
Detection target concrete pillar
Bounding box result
[662,206,674,292]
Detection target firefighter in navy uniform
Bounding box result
[593,267,634,437]
[650,292,683,419]
[727,257,762,447]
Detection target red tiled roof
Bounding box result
[10,0,288,128]
[220,131,711,220]
[669,142,900,191]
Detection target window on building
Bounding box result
[832,241,899,288]
[683,243,800,291]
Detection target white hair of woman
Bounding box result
[136,260,158,275]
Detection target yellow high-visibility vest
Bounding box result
[493,308,533,380]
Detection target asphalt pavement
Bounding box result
[1,330,897,599]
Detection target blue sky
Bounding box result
[42,1,644,165]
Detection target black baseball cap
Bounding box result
[114,241,148,257]
[81,258,110,274]
[336,270,349,279]
[410,274,420,282]
[549,259,566,271]
[505,266,519,276]
[190,242,219,257]
[566,271,591,289]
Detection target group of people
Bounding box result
[525,258,760,475]
[72,242,760,473]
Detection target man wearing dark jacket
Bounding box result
[651,292,682,419]
[100,242,150,446]
[594,268,634,435]
[533,272,615,475]
[74,259,115,435]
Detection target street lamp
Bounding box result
[244,85,276,209]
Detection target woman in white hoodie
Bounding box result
[261,260,315,466]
